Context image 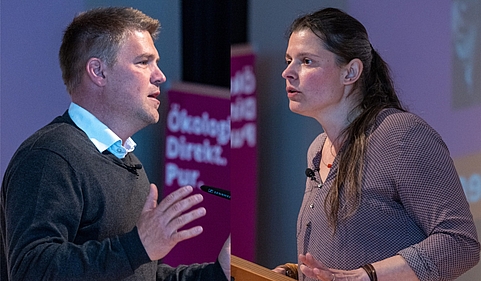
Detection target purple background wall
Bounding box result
[1,1,82,174]
[349,0,481,158]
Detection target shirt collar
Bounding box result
[68,102,136,158]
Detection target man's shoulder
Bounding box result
[25,115,86,149]
[3,114,95,186]
[12,113,94,162]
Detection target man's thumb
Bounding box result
[142,183,158,212]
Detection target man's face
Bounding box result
[102,30,166,131]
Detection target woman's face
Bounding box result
[282,29,347,119]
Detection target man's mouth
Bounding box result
[148,91,160,99]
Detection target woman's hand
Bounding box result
[272,266,287,275]
[299,253,367,281]
[273,263,299,279]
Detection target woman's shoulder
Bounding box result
[375,108,433,131]
[373,108,444,144]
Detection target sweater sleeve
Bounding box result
[3,149,150,281]
[155,260,227,281]
[395,119,480,281]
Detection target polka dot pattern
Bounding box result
[297,109,480,281]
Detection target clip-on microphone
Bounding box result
[305,168,322,188]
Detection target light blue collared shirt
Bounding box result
[68,103,136,159]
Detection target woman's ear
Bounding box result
[342,58,363,85]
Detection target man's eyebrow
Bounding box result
[136,53,160,62]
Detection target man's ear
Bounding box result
[342,58,363,85]
[86,58,107,86]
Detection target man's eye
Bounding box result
[285,59,292,65]
[138,60,148,65]
[303,58,312,65]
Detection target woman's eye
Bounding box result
[285,59,292,65]
[303,58,312,65]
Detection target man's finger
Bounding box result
[170,226,204,243]
[168,207,206,232]
[161,193,204,222]
[156,185,194,213]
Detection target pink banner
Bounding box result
[231,45,258,261]
[163,83,230,266]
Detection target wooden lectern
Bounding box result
[231,255,296,281]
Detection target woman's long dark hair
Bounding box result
[287,8,406,231]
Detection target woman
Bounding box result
[274,7,480,281]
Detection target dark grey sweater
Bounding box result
[0,112,225,281]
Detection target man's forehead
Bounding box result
[120,30,159,58]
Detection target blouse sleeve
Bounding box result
[395,118,480,281]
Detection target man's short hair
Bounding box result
[59,7,160,93]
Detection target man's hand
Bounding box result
[137,184,206,261]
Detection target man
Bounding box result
[0,7,229,280]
